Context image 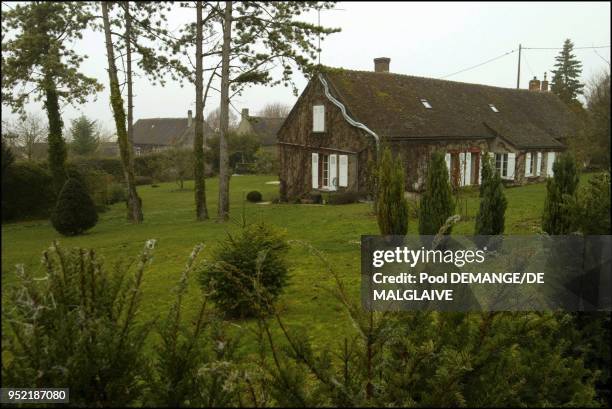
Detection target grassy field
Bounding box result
[0,173,594,350]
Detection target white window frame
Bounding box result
[313,105,325,132]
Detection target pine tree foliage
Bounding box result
[70,115,100,156]
[475,154,507,235]
[2,2,102,191]
[1,241,155,406]
[419,151,455,235]
[51,177,98,236]
[376,147,409,235]
[542,153,580,234]
[551,39,585,105]
[567,172,611,235]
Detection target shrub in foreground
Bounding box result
[542,153,579,234]
[475,154,507,235]
[419,151,454,235]
[51,178,98,236]
[2,161,56,221]
[198,222,289,318]
[376,147,409,235]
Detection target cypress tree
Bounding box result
[419,151,455,235]
[475,154,507,234]
[479,152,493,197]
[542,153,579,234]
[51,178,98,236]
[376,147,409,235]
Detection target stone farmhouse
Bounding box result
[236,108,286,154]
[277,57,577,201]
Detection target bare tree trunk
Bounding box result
[123,2,135,155]
[194,1,209,220]
[217,0,232,221]
[102,2,143,223]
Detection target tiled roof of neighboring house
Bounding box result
[246,116,285,146]
[320,68,576,149]
[132,117,213,147]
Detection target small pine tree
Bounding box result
[569,172,611,234]
[419,151,455,235]
[542,153,579,234]
[475,154,507,234]
[551,39,585,105]
[70,115,100,156]
[51,178,98,236]
[479,153,493,198]
[376,147,409,235]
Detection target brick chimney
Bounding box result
[241,108,249,120]
[374,57,390,73]
[187,110,193,127]
[540,72,549,92]
[528,76,541,92]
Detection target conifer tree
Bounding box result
[376,147,409,235]
[70,115,99,156]
[51,178,98,236]
[551,39,585,105]
[419,151,455,235]
[475,154,507,235]
[2,2,102,192]
[542,153,579,234]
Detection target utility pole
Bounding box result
[516,43,522,89]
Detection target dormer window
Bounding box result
[420,99,432,109]
[313,104,325,132]
[489,104,499,113]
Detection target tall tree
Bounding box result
[215,1,340,221]
[70,115,99,156]
[584,70,610,168]
[2,2,102,191]
[101,2,143,223]
[551,39,585,105]
[419,151,455,235]
[218,1,233,221]
[194,1,209,220]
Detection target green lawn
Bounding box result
[0,173,594,350]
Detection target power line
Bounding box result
[523,45,610,50]
[439,49,517,79]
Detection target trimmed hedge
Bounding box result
[246,191,263,202]
[51,178,98,236]
[2,162,56,221]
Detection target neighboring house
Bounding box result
[97,141,120,157]
[132,110,214,155]
[278,57,577,201]
[236,108,286,151]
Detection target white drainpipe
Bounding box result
[318,73,380,150]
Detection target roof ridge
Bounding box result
[323,66,556,95]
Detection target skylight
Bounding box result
[489,104,499,113]
[420,99,432,109]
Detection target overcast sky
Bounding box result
[2,1,610,134]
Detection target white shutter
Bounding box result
[506,152,516,180]
[464,152,472,186]
[445,153,451,180]
[536,152,542,176]
[525,152,532,177]
[478,153,483,185]
[313,105,325,132]
[338,155,348,187]
[311,153,319,188]
[329,154,338,191]
[546,152,555,177]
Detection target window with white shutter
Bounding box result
[445,153,451,180]
[525,152,532,177]
[313,105,325,132]
[546,152,556,177]
[329,154,338,191]
[507,153,516,180]
[311,153,319,188]
[339,155,348,187]
[536,152,542,176]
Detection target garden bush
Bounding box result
[254,148,279,175]
[376,147,409,235]
[108,182,127,204]
[325,191,363,205]
[51,178,98,236]
[135,175,154,186]
[2,161,56,221]
[246,190,263,202]
[198,222,289,318]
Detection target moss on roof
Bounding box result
[323,69,576,149]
